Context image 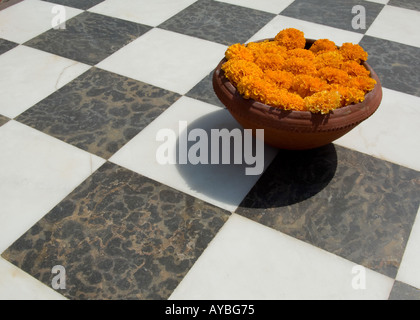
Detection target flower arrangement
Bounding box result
[221,28,376,114]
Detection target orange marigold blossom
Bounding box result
[304,90,342,114]
[309,39,337,54]
[264,69,294,89]
[314,51,344,69]
[339,43,368,63]
[221,28,375,114]
[225,43,254,61]
[274,28,306,50]
[291,75,330,98]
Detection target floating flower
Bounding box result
[314,51,344,69]
[264,69,294,90]
[221,59,263,86]
[291,75,330,98]
[282,57,317,75]
[254,52,285,71]
[318,67,349,85]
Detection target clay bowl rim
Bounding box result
[213,38,383,124]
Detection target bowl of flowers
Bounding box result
[213,28,382,150]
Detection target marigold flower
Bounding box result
[255,52,285,71]
[225,43,255,62]
[314,51,344,69]
[340,61,370,77]
[291,75,330,98]
[339,43,368,62]
[283,57,317,75]
[264,69,294,89]
[247,41,287,57]
[347,76,377,92]
[304,90,342,114]
[318,67,349,85]
[274,28,306,50]
[287,48,315,60]
[330,84,366,106]
[222,59,264,86]
[309,39,337,54]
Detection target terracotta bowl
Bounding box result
[212,39,383,150]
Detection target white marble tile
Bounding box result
[366,5,420,48]
[89,0,197,27]
[365,0,389,4]
[215,0,294,14]
[335,88,420,172]
[109,96,278,212]
[0,121,105,253]
[0,257,66,300]
[396,206,420,290]
[169,214,394,300]
[96,28,227,95]
[0,45,91,118]
[247,15,364,45]
[0,0,82,44]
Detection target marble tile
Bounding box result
[24,11,151,65]
[247,15,364,45]
[396,207,420,290]
[335,88,420,172]
[0,121,105,253]
[0,0,24,11]
[236,145,420,278]
[215,0,294,14]
[0,45,91,118]
[366,6,420,48]
[0,38,17,55]
[185,72,225,108]
[88,0,197,27]
[1,162,231,300]
[16,67,181,160]
[0,115,9,127]
[170,214,394,300]
[0,257,66,300]
[359,36,420,97]
[388,281,420,300]
[158,0,276,46]
[109,96,278,212]
[281,0,384,34]
[388,0,420,11]
[97,28,227,95]
[0,0,82,44]
[41,0,105,10]
[365,0,389,4]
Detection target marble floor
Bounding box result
[0,0,419,300]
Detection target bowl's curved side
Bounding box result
[212,41,383,150]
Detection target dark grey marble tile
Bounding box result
[186,71,225,108]
[0,0,23,11]
[359,36,420,97]
[389,281,420,300]
[41,0,105,10]
[1,162,231,300]
[24,11,151,65]
[281,0,384,33]
[236,144,420,278]
[388,0,420,12]
[15,67,181,159]
[0,114,9,127]
[158,0,276,46]
[0,38,18,55]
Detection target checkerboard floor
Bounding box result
[0,0,419,300]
